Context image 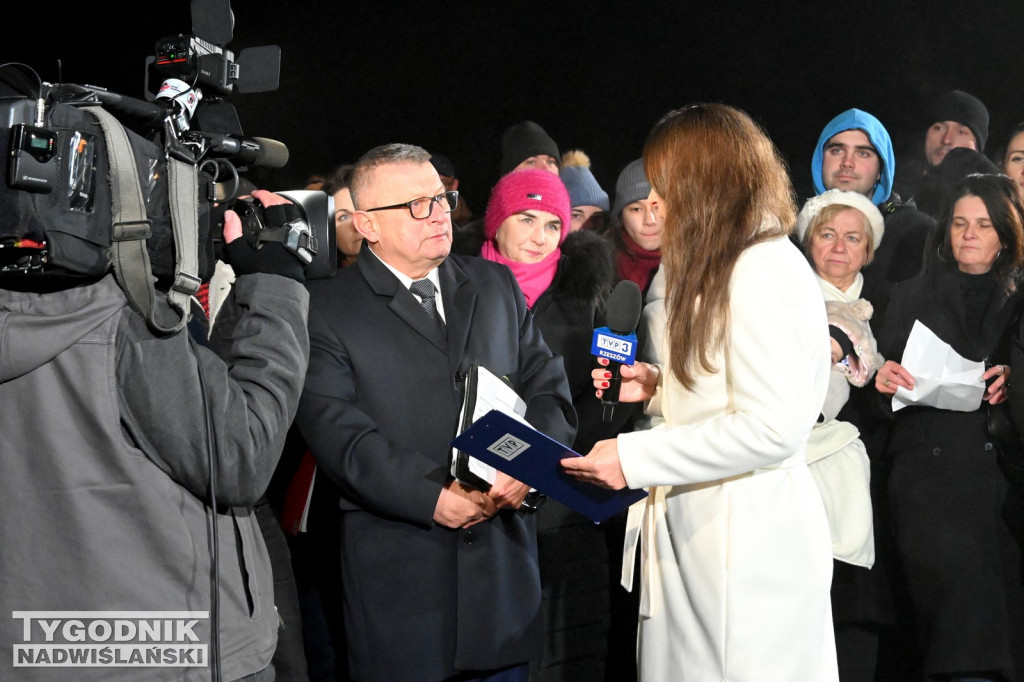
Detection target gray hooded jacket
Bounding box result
[0,272,309,681]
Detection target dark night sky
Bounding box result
[7,1,1024,211]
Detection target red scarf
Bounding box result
[616,232,661,294]
[480,240,560,308]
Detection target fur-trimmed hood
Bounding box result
[546,229,616,308]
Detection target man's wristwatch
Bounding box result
[519,490,546,513]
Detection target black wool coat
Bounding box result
[860,194,935,327]
[296,245,577,682]
[876,265,1024,680]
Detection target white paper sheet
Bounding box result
[454,366,529,485]
[892,320,985,412]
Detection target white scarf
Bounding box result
[817,272,863,303]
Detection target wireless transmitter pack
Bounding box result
[8,122,57,193]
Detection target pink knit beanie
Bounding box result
[484,169,572,244]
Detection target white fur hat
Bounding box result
[795,189,885,250]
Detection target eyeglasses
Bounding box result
[365,191,459,220]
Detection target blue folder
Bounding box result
[449,409,648,523]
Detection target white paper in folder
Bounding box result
[452,365,528,487]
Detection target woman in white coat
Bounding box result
[563,103,839,681]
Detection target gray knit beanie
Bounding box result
[611,158,651,219]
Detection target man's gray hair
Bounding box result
[350,143,432,210]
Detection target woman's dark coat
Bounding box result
[877,265,1024,681]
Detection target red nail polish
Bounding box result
[601,381,609,389]
[603,372,612,379]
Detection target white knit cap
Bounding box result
[795,189,885,250]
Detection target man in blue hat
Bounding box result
[810,109,935,318]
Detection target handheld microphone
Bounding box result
[592,280,643,422]
[192,131,290,168]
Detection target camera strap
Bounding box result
[84,104,200,334]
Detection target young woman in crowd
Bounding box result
[1000,122,1024,201]
[322,163,362,268]
[608,158,663,297]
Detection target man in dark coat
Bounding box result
[892,89,990,204]
[295,143,576,682]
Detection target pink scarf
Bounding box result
[480,240,560,308]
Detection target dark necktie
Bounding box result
[410,279,444,330]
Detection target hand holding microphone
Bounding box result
[593,360,660,405]
[592,280,643,421]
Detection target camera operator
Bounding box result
[0,189,310,681]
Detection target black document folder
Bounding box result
[450,409,648,523]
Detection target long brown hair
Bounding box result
[643,103,797,390]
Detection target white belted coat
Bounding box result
[617,236,839,681]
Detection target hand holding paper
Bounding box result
[889,320,985,412]
[875,359,915,395]
[983,364,1011,404]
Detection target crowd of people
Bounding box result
[6,83,1024,682]
[270,88,1024,682]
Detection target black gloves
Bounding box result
[221,200,308,282]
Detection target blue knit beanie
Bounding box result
[559,151,609,211]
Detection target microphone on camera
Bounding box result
[592,279,643,422]
[194,131,290,168]
[80,86,167,125]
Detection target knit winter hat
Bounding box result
[795,189,885,250]
[559,150,610,211]
[484,169,572,244]
[928,90,990,152]
[430,153,456,178]
[611,158,651,219]
[500,121,560,175]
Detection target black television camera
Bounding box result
[0,0,335,333]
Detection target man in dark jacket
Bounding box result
[500,120,561,176]
[295,143,576,682]
[892,89,990,203]
[0,191,311,681]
